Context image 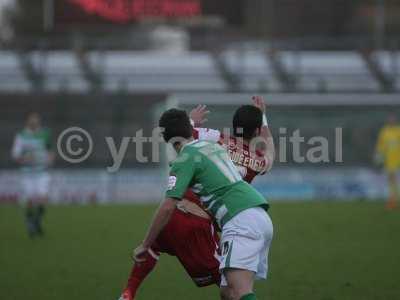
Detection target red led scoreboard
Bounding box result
[56,0,243,25]
[68,0,201,22]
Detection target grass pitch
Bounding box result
[1,202,399,300]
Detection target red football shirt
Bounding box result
[192,128,270,183]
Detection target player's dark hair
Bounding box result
[159,108,192,143]
[233,105,262,140]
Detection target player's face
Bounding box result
[26,114,41,130]
[387,114,398,126]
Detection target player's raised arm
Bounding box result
[190,104,210,127]
[252,95,275,173]
[190,105,222,142]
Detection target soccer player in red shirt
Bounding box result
[118,96,274,300]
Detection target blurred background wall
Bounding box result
[0,0,399,203]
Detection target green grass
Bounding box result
[1,202,400,300]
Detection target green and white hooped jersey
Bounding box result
[166,140,268,228]
[12,128,52,172]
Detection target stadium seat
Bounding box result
[221,49,282,92]
[88,51,227,92]
[29,51,90,92]
[0,51,31,92]
[374,51,400,92]
[278,51,381,92]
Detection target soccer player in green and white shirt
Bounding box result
[11,112,54,238]
[133,109,273,300]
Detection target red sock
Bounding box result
[127,249,159,298]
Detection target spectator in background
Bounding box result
[375,114,400,210]
[11,112,54,238]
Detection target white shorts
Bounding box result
[219,207,273,286]
[22,172,50,200]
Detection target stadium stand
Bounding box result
[29,51,90,92]
[88,51,227,92]
[278,51,381,92]
[375,51,400,91]
[0,51,31,92]
[221,48,282,92]
[0,48,399,93]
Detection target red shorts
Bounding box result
[153,208,221,287]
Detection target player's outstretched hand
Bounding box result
[132,244,148,263]
[190,105,210,127]
[252,95,266,113]
[18,153,34,165]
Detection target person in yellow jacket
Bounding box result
[375,114,400,209]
